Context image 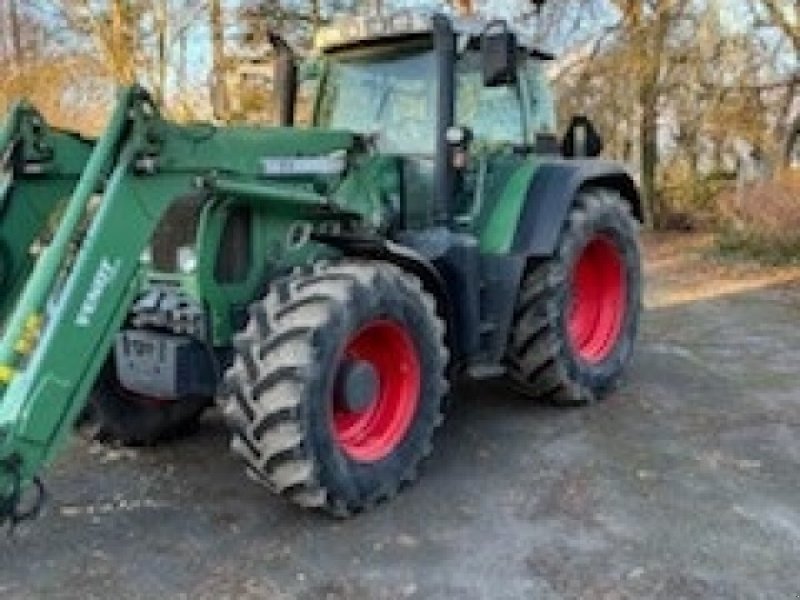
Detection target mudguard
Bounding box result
[512,159,643,257]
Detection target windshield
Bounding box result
[317,50,437,155]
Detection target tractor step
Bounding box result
[466,363,507,379]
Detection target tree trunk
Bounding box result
[0,3,7,63]
[178,24,187,95]
[637,4,674,228]
[640,88,659,226]
[210,0,228,119]
[311,0,322,26]
[787,116,800,168]
[9,0,22,67]
[154,0,168,107]
[454,0,474,15]
[776,77,798,164]
[110,0,136,84]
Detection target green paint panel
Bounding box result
[479,159,540,254]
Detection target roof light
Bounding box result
[315,11,432,51]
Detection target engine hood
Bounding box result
[240,126,357,157]
[158,122,359,178]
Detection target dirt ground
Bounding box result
[2,232,800,599]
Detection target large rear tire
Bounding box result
[219,261,449,516]
[506,188,642,405]
[84,360,210,446]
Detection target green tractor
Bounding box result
[0,11,642,523]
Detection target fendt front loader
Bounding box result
[0,11,643,525]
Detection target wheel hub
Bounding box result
[335,359,379,413]
[332,320,421,463]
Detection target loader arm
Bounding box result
[0,86,359,524]
[0,103,95,323]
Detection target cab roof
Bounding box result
[316,11,555,61]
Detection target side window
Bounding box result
[523,60,558,135]
[457,54,524,145]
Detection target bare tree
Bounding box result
[9,0,23,66]
[210,0,229,117]
[756,0,800,53]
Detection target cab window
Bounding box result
[317,50,437,155]
[456,52,525,145]
[523,60,557,135]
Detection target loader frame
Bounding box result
[0,87,362,521]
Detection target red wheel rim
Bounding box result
[567,235,627,364]
[332,320,421,462]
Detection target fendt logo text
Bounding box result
[75,257,122,327]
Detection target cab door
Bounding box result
[453,52,529,233]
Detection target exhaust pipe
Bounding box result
[433,14,456,225]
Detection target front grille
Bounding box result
[130,286,207,339]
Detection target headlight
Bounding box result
[177,246,197,274]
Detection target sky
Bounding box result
[42,0,790,111]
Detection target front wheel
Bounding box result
[219,261,449,516]
[84,360,211,446]
[506,188,642,405]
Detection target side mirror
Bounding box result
[482,21,518,87]
[563,115,604,158]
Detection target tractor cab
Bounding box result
[313,13,559,155]
[305,12,562,233]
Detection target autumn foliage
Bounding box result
[0,0,797,242]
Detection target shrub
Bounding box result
[716,171,800,264]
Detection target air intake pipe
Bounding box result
[433,14,456,225]
[270,33,297,127]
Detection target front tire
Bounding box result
[219,261,449,516]
[506,188,642,405]
[85,360,211,446]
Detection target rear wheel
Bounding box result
[84,360,210,445]
[506,188,642,405]
[219,261,449,516]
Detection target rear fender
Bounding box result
[468,159,642,372]
[512,159,643,257]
